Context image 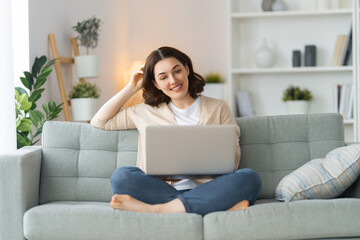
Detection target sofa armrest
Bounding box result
[0,146,42,240]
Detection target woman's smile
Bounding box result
[171,84,182,92]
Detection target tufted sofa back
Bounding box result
[237,113,345,199]
[40,113,345,203]
[40,121,138,203]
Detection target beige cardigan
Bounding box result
[90,95,241,175]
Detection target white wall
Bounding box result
[29,0,228,121]
[127,0,228,77]
[29,0,131,120]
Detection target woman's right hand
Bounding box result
[128,65,145,92]
[91,65,145,127]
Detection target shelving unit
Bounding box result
[230,9,352,18]
[232,66,353,74]
[228,0,359,142]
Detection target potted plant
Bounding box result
[15,56,63,148]
[202,73,224,99]
[282,85,313,114]
[68,81,101,121]
[72,16,101,78]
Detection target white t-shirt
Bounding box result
[169,96,201,126]
[169,96,201,190]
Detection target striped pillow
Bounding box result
[275,145,360,202]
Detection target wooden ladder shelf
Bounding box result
[48,33,85,121]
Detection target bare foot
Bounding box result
[110,194,186,214]
[227,200,250,211]
[110,194,154,212]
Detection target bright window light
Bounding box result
[11,0,29,87]
[0,0,29,153]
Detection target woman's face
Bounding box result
[153,57,192,105]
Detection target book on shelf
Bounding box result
[333,84,341,113]
[341,23,352,66]
[347,84,354,119]
[338,35,348,66]
[235,91,254,117]
[331,35,347,66]
[331,35,343,66]
[331,23,353,67]
[333,83,353,119]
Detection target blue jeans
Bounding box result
[111,166,261,216]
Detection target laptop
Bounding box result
[145,125,237,179]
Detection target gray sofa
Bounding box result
[1,113,360,240]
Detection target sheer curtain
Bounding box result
[0,0,16,153]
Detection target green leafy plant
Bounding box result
[72,16,101,55]
[68,81,101,99]
[15,56,63,148]
[204,73,222,83]
[282,85,313,101]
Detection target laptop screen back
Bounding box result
[145,125,237,177]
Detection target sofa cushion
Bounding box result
[236,113,345,199]
[275,145,360,202]
[40,121,139,204]
[24,202,203,240]
[203,198,360,240]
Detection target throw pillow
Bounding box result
[275,144,360,202]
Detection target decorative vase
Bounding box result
[203,83,224,99]
[70,98,98,121]
[255,39,275,68]
[285,100,310,114]
[272,0,287,11]
[74,55,99,78]
[292,50,301,67]
[304,45,316,67]
[261,0,275,11]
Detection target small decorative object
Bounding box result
[261,0,275,11]
[68,81,101,121]
[15,56,63,148]
[203,73,224,99]
[255,39,275,68]
[292,50,301,67]
[271,0,287,11]
[282,85,313,114]
[304,45,316,67]
[72,16,102,78]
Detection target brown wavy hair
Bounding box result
[142,46,205,107]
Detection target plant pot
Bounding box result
[285,100,310,114]
[70,98,98,121]
[74,55,99,78]
[203,83,224,99]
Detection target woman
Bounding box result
[90,46,261,216]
